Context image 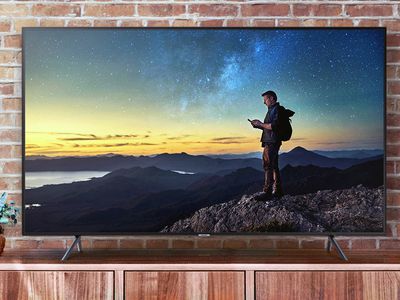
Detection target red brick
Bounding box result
[330,19,353,27]
[0,129,20,143]
[172,19,197,27]
[172,239,194,249]
[120,239,144,249]
[67,20,92,27]
[387,161,395,174]
[189,4,238,17]
[241,4,289,17]
[0,177,21,190]
[222,239,247,249]
[0,51,19,65]
[0,84,13,95]
[387,66,397,79]
[387,50,400,63]
[4,35,21,48]
[277,20,301,27]
[32,4,80,17]
[120,20,142,27]
[40,19,65,27]
[386,146,400,158]
[275,239,299,249]
[2,225,21,237]
[1,98,21,111]
[301,239,325,249]
[138,5,185,17]
[196,239,222,249]
[146,239,169,249]
[383,20,400,33]
[386,176,400,190]
[301,19,329,27]
[388,82,400,95]
[388,192,400,206]
[92,239,118,249]
[0,4,30,17]
[387,129,399,145]
[388,34,400,47]
[147,20,170,27]
[248,239,274,249]
[351,239,377,250]
[357,19,380,27]
[199,20,224,27]
[84,4,134,17]
[0,20,11,32]
[380,239,400,249]
[292,4,310,17]
[0,113,20,127]
[2,161,21,174]
[93,20,118,27]
[252,20,275,27]
[14,19,38,34]
[278,19,328,27]
[346,5,393,17]
[388,114,400,127]
[387,97,396,112]
[293,4,341,17]
[14,239,39,249]
[0,145,21,159]
[387,207,400,221]
[38,239,66,249]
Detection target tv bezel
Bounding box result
[21,27,387,236]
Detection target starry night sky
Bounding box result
[24,28,385,156]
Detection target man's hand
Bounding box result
[249,119,264,129]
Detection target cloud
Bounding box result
[72,142,158,148]
[166,134,193,141]
[180,136,253,145]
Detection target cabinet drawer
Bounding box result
[125,271,245,300]
[256,271,400,300]
[0,271,114,300]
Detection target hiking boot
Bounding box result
[272,186,284,199]
[255,189,273,201]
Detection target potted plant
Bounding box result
[0,192,19,254]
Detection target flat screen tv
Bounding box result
[22,28,386,236]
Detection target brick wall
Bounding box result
[0,0,399,251]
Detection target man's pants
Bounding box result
[262,143,282,193]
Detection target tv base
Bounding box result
[61,235,82,261]
[326,235,348,261]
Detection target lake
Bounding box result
[25,171,110,189]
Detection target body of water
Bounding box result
[25,171,110,189]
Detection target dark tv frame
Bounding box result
[21,27,387,237]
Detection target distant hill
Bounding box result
[25,152,262,173]
[313,149,383,159]
[279,146,380,169]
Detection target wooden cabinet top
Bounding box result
[0,249,399,271]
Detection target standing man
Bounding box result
[249,90,283,198]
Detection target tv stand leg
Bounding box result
[326,235,348,261]
[61,235,82,261]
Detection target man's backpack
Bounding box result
[276,105,295,141]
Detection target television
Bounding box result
[22,28,386,236]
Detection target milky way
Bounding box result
[24,28,385,156]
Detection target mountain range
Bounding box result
[24,154,384,233]
[25,146,382,173]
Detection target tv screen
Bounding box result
[23,28,386,235]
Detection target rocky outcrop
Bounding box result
[162,185,384,233]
